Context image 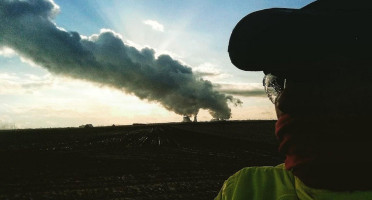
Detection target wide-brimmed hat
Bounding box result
[228,0,372,72]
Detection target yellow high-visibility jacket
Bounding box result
[215,164,372,200]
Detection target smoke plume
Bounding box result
[0,0,241,119]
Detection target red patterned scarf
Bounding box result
[275,114,372,191]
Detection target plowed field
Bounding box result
[0,120,283,200]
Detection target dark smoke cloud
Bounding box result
[0,0,241,119]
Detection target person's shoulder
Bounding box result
[231,164,295,187]
[215,164,298,200]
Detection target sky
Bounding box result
[0,0,315,129]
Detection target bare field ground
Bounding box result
[0,120,283,200]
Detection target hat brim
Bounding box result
[228,8,372,72]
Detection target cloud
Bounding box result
[214,83,267,98]
[0,47,16,57]
[0,0,240,119]
[0,73,54,94]
[193,62,232,81]
[217,89,266,97]
[143,19,164,32]
[194,71,220,77]
[0,47,41,67]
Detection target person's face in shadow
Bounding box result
[273,74,343,119]
[273,71,371,120]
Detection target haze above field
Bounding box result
[0,0,314,129]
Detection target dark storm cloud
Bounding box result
[0,0,241,119]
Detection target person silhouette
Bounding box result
[216,0,372,199]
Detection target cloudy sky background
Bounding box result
[0,0,314,129]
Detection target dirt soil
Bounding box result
[0,120,283,200]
